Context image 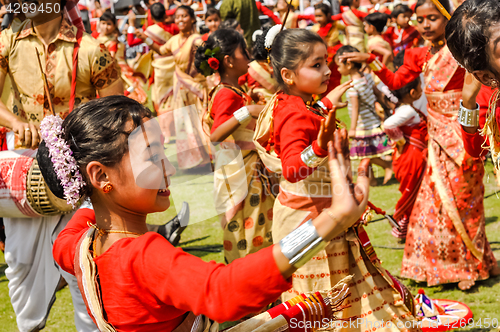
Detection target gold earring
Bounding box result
[492,80,499,88]
[288,80,294,85]
[103,183,113,193]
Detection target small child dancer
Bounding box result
[365,12,394,72]
[384,4,421,54]
[335,45,393,185]
[97,11,147,104]
[195,29,275,263]
[254,27,418,330]
[383,75,427,242]
[202,7,221,41]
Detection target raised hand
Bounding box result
[325,80,352,109]
[317,108,337,151]
[338,52,371,64]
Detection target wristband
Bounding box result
[301,145,326,168]
[127,26,136,34]
[458,100,479,127]
[145,38,153,46]
[315,100,329,112]
[279,219,327,268]
[368,57,383,72]
[233,106,252,125]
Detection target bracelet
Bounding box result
[301,145,326,168]
[145,38,154,46]
[368,57,383,72]
[280,219,327,269]
[315,100,329,112]
[458,101,479,127]
[233,106,252,125]
[127,26,136,34]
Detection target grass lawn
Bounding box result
[1,109,500,332]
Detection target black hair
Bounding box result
[37,96,152,199]
[393,49,405,70]
[220,18,240,30]
[336,45,363,69]
[341,0,353,6]
[365,12,390,33]
[253,27,270,61]
[195,28,248,76]
[314,3,331,20]
[176,5,196,19]
[391,4,412,18]
[446,0,500,74]
[414,0,451,17]
[206,7,220,18]
[391,76,420,100]
[150,2,166,21]
[100,10,117,26]
[259,29,324,89]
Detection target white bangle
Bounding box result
[301,145,326,168]
[127,26,136,34]
[145,38,153,46]
[233,106,252,125]
[458,100,479,127]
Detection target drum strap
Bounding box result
[69,28,83,113]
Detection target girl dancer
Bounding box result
[147,6,211,169]
[253,27,418,330]
[335,45,393,186]
[45,95,369,331]
[383,73,427,242]
[97,11,148,104]
[195,29,275,263]
[341,0,499,290]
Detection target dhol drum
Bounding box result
[0,149,75,218]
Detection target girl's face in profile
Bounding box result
[102,118,176,215]
[291,42,331,95]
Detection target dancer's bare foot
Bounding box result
[458,280,475,290]
[490,265,500,276]
[383,167,393,185]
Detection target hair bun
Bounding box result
[36,140,65,200]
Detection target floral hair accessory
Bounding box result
[40,115,85,208]
[199,46,222,76]
[265,24,284,51]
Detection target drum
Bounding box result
[0,149,75,218]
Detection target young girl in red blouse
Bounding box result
[341,0,499,290]
[194,29,275,263]
[42,95,369,331]
[253,27,419,330]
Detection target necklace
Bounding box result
[422,39,445,73]
[88,222,144,258]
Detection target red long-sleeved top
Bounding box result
[461,85,499,158]
[210,87,248,133]
[369,47,465,91]
[262,93,332,183]
[53,208,291,331]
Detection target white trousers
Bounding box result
[4,213,98,332]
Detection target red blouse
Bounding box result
[263,93,331,183]
[210,86,249,133]
[370,47,465,91]
[53,208,291,332]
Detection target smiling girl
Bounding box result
[253,27,419,330]
[45,95,371,331]
[194,29,276,263]
[341,0,500,291]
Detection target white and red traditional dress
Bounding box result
[384,104,428,239]
[368,46,498,286]
[254,92,419,331]
[206,84,275,263]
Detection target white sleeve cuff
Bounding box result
[128,26,136,34]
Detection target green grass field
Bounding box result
[1,108,500,331]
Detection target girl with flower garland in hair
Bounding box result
[253,26,419,330]
[194,29,276,263]
[97,11,148,104]
[340,0,499,290]
[43,95,371,331]
[140,5,211,170]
